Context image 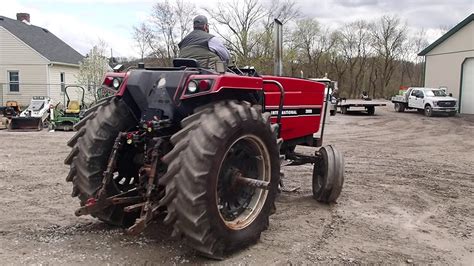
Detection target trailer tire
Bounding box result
[160,101,280,258]
[313,145,344,203]
[367,106,375,115]
[64,97,139,226]
[341,106,348,114]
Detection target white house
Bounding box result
[419,13,474,115]
[0,13,84,106]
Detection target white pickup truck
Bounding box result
[391,87,458,117]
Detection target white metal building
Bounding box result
[419,13,474,114]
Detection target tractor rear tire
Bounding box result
[313,145,344,203]
[64,97,139,226]
[160,101,280,258]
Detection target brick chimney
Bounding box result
[16,13,30,23]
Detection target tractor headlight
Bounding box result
[112,78,121,89]
[187,81,198,93]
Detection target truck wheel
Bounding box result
[313,145,344,203]
[330,109,336,116]
[424,105,433,117]
[64,98,139,226]
[393,103,399,111]
[394,102,405,112]
[367,106,375,115]
[160,101,280,258]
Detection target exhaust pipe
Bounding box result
[274,19,283,76]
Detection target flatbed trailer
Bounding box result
[337,99,386,115]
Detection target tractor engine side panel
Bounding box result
[262,76,324,141]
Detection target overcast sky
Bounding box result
[2,0,473,57]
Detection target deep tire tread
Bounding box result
[65,98,137,226]
[160,101,279,258]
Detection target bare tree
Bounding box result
[133,2,427,99]
[438,24,453,35]
[132,22,153,61]
[149,0,196,62]
[76,39,110,103]
[411,28,429,85]
[151,0,177,59]
[174,0,195,40]
[291,18,320,76]
[398,28,427,87]
[370,15,407,97]
[244,0,300,71]
[338,20,372,97]
[205,0,267,63]
[264,0,300,25]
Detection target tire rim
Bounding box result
[216,134,271,230]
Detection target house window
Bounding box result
[8,71,19,92]
[60,72,65,92]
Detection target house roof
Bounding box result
[418,13,474,56]
[0,15,84,65]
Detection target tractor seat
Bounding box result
[66,101,81,114]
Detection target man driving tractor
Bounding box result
[178,15,230,68]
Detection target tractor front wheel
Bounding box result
[160,101,280,258]
[313,145,344,203]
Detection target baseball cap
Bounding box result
[193,15,208,27]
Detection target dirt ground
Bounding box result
[0,103,473,265]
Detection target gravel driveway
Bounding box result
[0,103,472,264]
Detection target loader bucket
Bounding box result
[9,117,43,131]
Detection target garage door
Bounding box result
[461,58,474,114]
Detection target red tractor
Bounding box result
[65,59,344,258]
